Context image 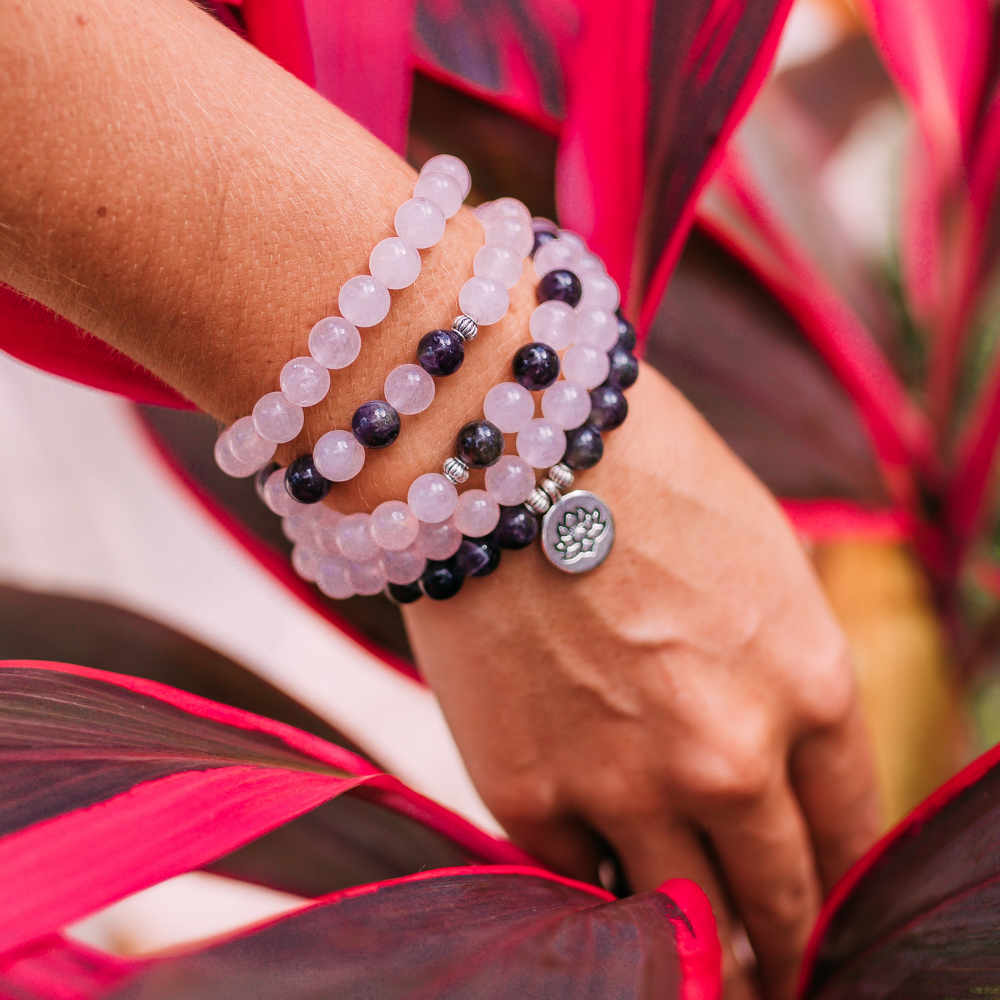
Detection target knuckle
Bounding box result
[796,642,856,729]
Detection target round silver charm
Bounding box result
[540,490,614,573]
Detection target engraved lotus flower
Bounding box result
[554,506,607,562]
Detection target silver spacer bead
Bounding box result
[548,463,574,489]
[443,456,470,484]
[452,314,479,341]
[524,488,552,515]
[540,478,562,504]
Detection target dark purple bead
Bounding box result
[605,344,639,389]
[417,328,465,377]
[456,419,505,468]
[562,424,604,470]
[537,268,582,308]
[387,581,423,604]
[254,461,278,503]
[531,228,558,257]
[512,341,560,391]
[616,314,637,352]
[588,385,628,431]
[285,454,332,504]
[456,537,502,577]
[419,556,465,600]
[352,400,401,449]
[493,505,539,550]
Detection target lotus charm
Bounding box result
[541,490,615,573]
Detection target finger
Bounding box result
[496,810,604,885]
[790,693,880,892]
[703,777,822,1000]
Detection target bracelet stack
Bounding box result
[214,155,638,604]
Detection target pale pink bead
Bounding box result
[291,544,321,582]
[479,197,531,227]
[314,511,347,555]
[532,216,557,231]
[214,431,257,478]
[541,381,592,429]
[575,253,605,276]
[394,197,446,249]
[413,519,463,560]
[280,356,331,407]
[413,171,463,218]
[557,229,587,250]
[579,271,620,312]
[576,309,619,351]
[253,392,304,444]
[384,364,435,415]
[517,418,567,469]
[529,300,577,350]
[421,153,472,198]
[562,343,611,388]
[533,239,580,277]
[370,500,420,551]
[339,275,391,328]
[309,317,361,370]
[407,473,458,523]
[369,237,421,290]
[227,416,276,467]
[263,469,300,516]
[459,276,509,326]
[314,430,365,482]
[485,455,536,505]
[483,382,535,433]
[348,557,387,596]
[317,555,354,599]
[452,489,500,537]
[473,243,523,289]
[485,217,533,257]
[335,513,381,562]
[383,547,427,585]
[282,513,317,546]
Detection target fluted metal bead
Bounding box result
[540,478,562,504]
[452,314,479,341]
[443,456,470,484]
[524,488,551,515]
[548,463,574,489]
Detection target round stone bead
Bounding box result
[384,364,435,415]
[473,242,523,289]
[314,510,347,555]
[370,500,419,551]
[280,356,331,407]
[484,381,535,433]
[576,309,619,351]
[317,555,354,599]
[348,558,387,596]
[557,229,587,251]
[291,544,322,582]
[314,429,366,481]
[408,472,458,523]
[537,268,583,308]
[529,300,577,351]
[512,341,560,391]
[339,275,390,328]
[263,469,301,515]
[563,424,604,470]
[352,401,401,449]
[417,328,465,377]
[413,171,463,218]
[421,153,472,198]
[517,418,567,469]
[458,276,509,326]
[580,271,621,312]
[575,253,605,277]
[484,455,536,505]
[309,316,362,370]
[394,197,446,249]
[533,239,580,278]
[387,580,424,604]
[493,504,539,549]
[282,513,316,546]
[285,454,332,504]
[616,311,638,351]
[253,391,304,444]
[384,548,427,586]
[452,489,500,537]
[214,432,257,478]
[485,217,533,257]
[228,416,276,467]
[255,461,278,502]
[456,537,501,578]
[605,344,639,389]
[562,343,610,388]
[419,556,465,601]
[414,519,463,560]
[541,381,592,429]
[335,513,380,562]
[531,228,558,257]
[456,419,505,468]
[588,384,628,431]
[477,197,531,228]
[369,237,421,289]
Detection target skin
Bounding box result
[0,1,880,996]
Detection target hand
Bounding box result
[405,364,880,1000]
